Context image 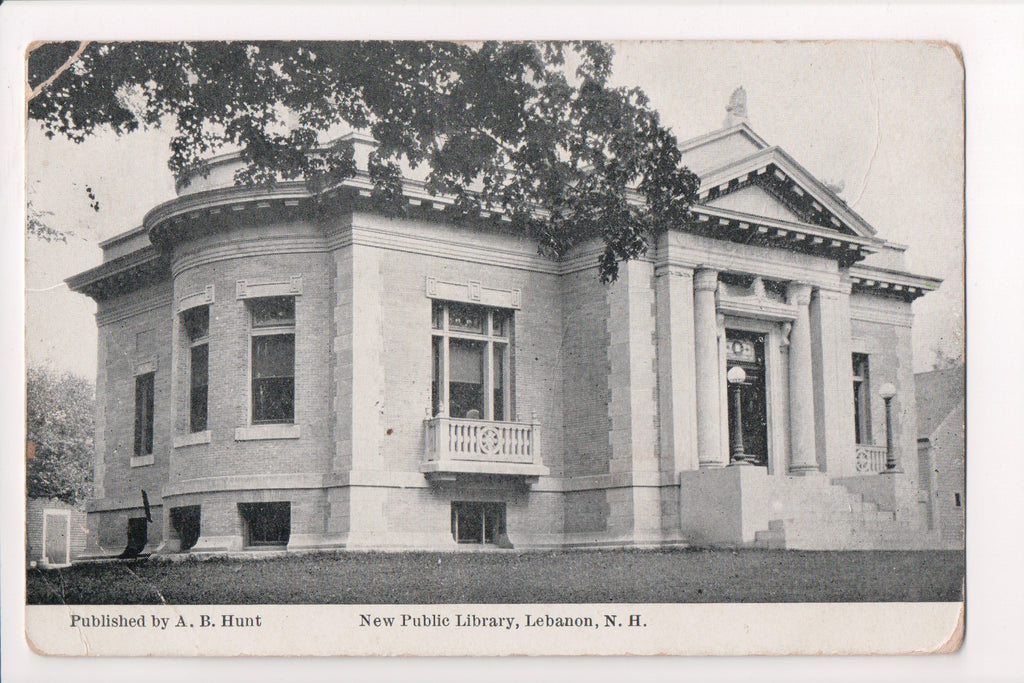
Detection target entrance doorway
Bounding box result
[42,510,70,566]
[725,329,769,466]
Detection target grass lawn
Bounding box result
[27,548,964,605]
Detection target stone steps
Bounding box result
[750,476,931,550]
[767,509,897,529]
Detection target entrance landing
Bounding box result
[679,466,941,550]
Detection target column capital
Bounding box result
[788,282,813,306]
[693,268,719,292]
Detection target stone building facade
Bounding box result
[68,116,945,554]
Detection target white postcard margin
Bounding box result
[3,1,1022,681]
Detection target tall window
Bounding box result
[250,297,295,424]
[183,306,209,432]
[134,372,155,457]
[852,353,871,444]
[431,301,511,420]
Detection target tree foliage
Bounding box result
[28,41,699,281]
[26,364,94,505]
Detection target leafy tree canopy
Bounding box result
[26,364,94,505]
[28,41,699,281]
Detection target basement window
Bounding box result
[239,502,290,547]
[451,502,506,545]
[170,505,201,552]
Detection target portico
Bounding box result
[656,228,859,480]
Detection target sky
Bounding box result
[25,41,964,378]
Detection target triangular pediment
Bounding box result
[677,123,770,176]
[695,147,877,238]
[705,184,804,224]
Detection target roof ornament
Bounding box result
[824,178,846,196]
[723,86,748,128]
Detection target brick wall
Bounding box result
[560,266,611,478]
[371,246,565,473]
[850,293,920,487]
[169,224,334,483]
[95,280,173,504]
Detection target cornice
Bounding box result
[65,246,170,302]
[688,205,878,266]
[95,292,173,327]
[848,264,940,300]
[145,182,312,240]
[656,231,848,292]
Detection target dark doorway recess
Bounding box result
[726,329,769,466]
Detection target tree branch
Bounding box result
[27,41,91,103]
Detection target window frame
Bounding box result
[451,501,506,545]
[182,306,210,434]
[133,371,155,457]
[852,353,872,445]
[239,502,291,547]
[247,296,296,426]
[431,301,512,421]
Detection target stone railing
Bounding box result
[422,415,544,478]
[855,445,888,473]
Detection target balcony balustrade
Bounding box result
[855,445,888,473]
[422,414,548,481]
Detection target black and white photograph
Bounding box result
[5,3,1015,671]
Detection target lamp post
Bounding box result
[727,366,751,466]
[878,382,902,474]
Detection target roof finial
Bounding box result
[724,86,748,128]
[824,178,845,196]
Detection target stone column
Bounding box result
[788,282,819,474]
[694,268,725,468]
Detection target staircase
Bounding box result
[751,476,936,550]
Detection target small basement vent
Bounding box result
[239,502,290,547]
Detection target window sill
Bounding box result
[234,424,301,441]
[130,454,155,468]
[174,431,212,448]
